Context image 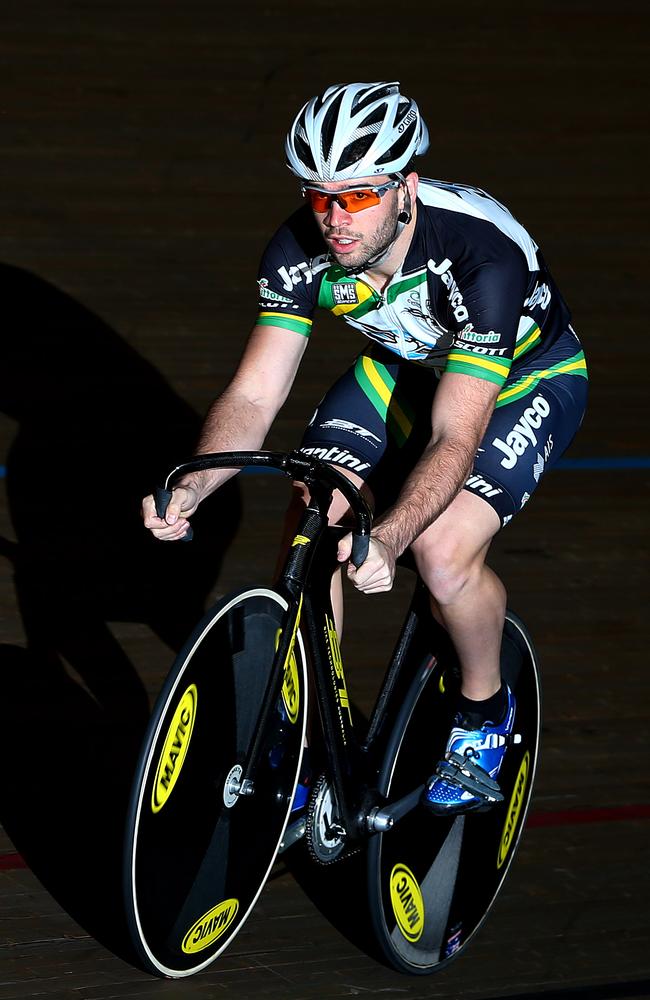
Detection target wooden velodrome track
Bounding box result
[0,3,648,998]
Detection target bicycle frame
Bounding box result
[156,450,377,843]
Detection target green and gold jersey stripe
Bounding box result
[354,355,414,446]
[257,312,313,337]
[446,350,512,386]
[496,350,588,407]
[514,320,542,360]
[386,271,427,304]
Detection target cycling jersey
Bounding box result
[256,178,587,405]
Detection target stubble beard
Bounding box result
[327,201,400,270]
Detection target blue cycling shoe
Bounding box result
[424,685,520,815]
[290,753,311,815]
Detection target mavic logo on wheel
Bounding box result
[390,864,424,942]
[151,684,197,814]
[497,751,530,869]
[181,898,239,954]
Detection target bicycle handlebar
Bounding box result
[154,450,373,567]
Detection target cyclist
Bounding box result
[143,82,587,814]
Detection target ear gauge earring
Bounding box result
[397,186,412,225]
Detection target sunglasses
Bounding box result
[302,180,400,214]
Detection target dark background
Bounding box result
[0,3,648,998]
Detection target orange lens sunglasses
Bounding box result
[302,180,400,214]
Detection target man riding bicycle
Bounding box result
[143,82,587,814]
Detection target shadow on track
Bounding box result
[0,262,240,963]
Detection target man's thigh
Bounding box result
[299,345,435,513]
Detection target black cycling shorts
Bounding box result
[299,328,588,527]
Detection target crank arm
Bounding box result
[367,784,425,833]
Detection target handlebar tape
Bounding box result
[154,487,194,542]
[351,533,370,569]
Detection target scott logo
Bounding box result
[428,257,468,322]
[151,684,197,813]
[182,899,239,954]
[390,864,424,942]
[497,752,530,868]
[325,614,353,733]
[492,395,551,469]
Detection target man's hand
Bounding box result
[337,533,397,594]
[142,485,200,541]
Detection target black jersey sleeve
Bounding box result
[430,218,530,386]
[256,206,329,338]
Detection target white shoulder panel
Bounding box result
[418,179,539,270]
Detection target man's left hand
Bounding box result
[337,533,397,594]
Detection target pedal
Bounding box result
[435,751,505,804]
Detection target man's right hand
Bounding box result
[142,485,200,541]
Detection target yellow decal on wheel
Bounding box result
[182,898,239,954]
[151,684,197,814]
[497,751,530,869]
[276,595,302,724]
[390,863,424,942]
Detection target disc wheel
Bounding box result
[123,587,307,977]
[367,611,541,973]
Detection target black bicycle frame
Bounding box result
[156,450,374,838]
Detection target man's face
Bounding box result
[306,175,403,270]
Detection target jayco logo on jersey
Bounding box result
[492,395,551,470]
[524,282,551,310]
[277,254,329,292]
[427,258,469,322]
[331,283,359,305]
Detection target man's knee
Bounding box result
[411,526,491,606]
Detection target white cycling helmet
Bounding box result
[285,81,429,182]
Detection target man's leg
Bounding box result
[410,488,504,699]
[410,489,516,813]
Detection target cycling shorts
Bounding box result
[299,327,588,527]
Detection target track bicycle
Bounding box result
[123,450,541,978]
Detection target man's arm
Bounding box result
[342,371,500,589]
[143,323,308,539]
